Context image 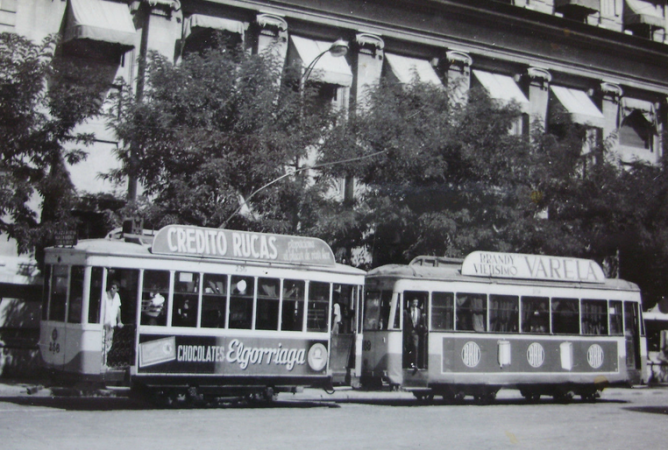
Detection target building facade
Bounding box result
[4,0,668,199]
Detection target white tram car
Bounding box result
[361,252,647,402]
[39,225,365,405]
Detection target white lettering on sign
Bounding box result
[154,225,335,266]
[461,341,482,368]
[587,344,604,369]
[461,251,606,283]
[527,342,545,368]
[176,339,308,371]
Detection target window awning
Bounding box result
[472,70,530,113]
[183,14,249,40]
[290,35,353,87]
[624,0,666,28]
[550,86,605,128]
[555,0,600,13]
[385,53,442,86]
[621,97,657,125]
[63,0,136,50]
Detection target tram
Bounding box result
[39,225,365,405]
[361,251,646,403]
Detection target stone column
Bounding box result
[445,50,472,105]
[526,67,552,132]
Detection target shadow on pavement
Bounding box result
[0,395,341,411]
[623,406,668,416]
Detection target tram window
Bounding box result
[88,267,104,324]
[581,299,608,335]
[49,265,68,322]
[307,282,330,332]
[431,292,454,331]
[364,290,382,331]
[282,279,305,331]
[521,296,549,333]
[489,295,518,333]
[229,276,254,329]
[173,272,199,328]
[41,265,51,320]
[256,278,280,330]
[380,291,394,330]
[141,270,170,326]
[201,273,228,329]
[609,300,623,335]
[551,298,580,334]
[333,284,356,334]
[455,293,486,332]
[108,269,139,325]
[67,266,85,324]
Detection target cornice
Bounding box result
[196,0,668,93]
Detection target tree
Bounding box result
[0,32,110,262]
[316,79,563,266]
[107,38,345,234]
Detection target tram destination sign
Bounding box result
[461,251,606,283]
[151,225,336,266]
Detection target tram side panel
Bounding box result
[134,332,330,388]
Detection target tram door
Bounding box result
[624,301,642,379]
[101,269,139,371]
[402,291,429,370]
[330,284,358,385]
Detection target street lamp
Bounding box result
[301,39,349,82]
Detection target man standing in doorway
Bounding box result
[404,298,425,369]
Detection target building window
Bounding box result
[619,109,654,150]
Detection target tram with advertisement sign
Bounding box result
[361,251,646,403]
[39,225,365,405]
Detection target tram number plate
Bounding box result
[48,341,61,354]
[362,340,372,351]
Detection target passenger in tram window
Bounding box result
[471,296,485,332]
[103,282,124,355]
[332,302,342,335]
[175,298,196,327]
[144,287,165,326]
[404,298,426,368]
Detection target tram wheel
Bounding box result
[474,392,496,405]
[580,391,599,403]
[414,392,434,404]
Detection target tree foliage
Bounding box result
[0,32,109,258]
[107,39,343,234]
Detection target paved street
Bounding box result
[0,382,666,449]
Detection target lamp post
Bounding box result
[223,39,351,227]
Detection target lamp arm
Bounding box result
[222,149,388,228]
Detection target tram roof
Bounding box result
[44,236,366,275]
[367,262,640,292]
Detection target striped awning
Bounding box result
[63,0,136,49]
[624,0,666,28]
[473,70,530,113]
[385,53,442,86]
[550,86,605,128]
[290,35,353,87]
[183,15,248,40]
